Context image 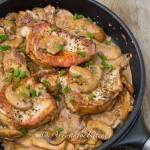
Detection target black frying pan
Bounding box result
[0,0,149,149]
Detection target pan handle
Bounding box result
[113,113,150,150]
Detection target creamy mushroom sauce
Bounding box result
[0,5,134,150]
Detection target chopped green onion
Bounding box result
[15,83,22,89]
[26,84,31,90]
[38,91,42,96]
[19,128,27,134]
[57,44,63,51]
[85,60,94,67]
[88,94,95,100]
[70,95,75,101]
[14,68,20,77]
[99,54,107,61]
[77,50,86,57]
[20,48,26,54]
[86,32,94,38]
[7,76,13,82]
[55,83,61,90]
[105,40,111,45]
[51,27,57,31]
[16,77,21,82]
[56,93,61,101]
[0,34,8,41]
[30,89,36,97]
[101,61,109,68]
[109,64,113,71]
[64,86,70,93]
[74,14,83,19]
[74,29,80,34]
[0,45,10,51]
[74,74,81,78]
[19,71,26,79]
[20,92,29,98]
[56,127,63,133]
[59,70,66,76]
[87,17,92,22]
[42,80,47,87]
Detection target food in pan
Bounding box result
[0,4,134,150]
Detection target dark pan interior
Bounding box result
[0,0,145,149]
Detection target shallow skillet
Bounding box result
[0,0,149,149]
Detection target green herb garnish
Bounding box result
[59,70,66,76]
[19,128,27,134]
[64,86,70,93]
[88,94,95,100]
[70,95,75,101]
[74,74,81,78]
[0,45,10,51]
[26,84,31,90]
[77,50,86,57]
[86,31,94,38]
[51,27,57,31]
[57,44,63,51]
[20,92,29,98]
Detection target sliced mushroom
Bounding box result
[96,42,121,61]
[32,137,68,150]
[38,35,66,55]
[5,84,32,110]
[18,137,34,147]
[0,128,22,138]
[32,7,46,20]
[2,36,23,48]
[43,130,65,146]
[68,137,87,145]
[16,26,31,37]
[69,64,102,93]
[0,112,15,129]
[122,76,134,95]
[66,143,75,150]
[87,120,113,140]
[0,19,16,35]
[5,12,17,22]
[95,140,103,147]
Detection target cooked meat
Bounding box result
[0,77,57,128]
[26,23,95,67]
[60,65,123,114]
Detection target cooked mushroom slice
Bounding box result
[2,36,23,48]
[106,55,129,69]
[38,35,66,55]
[95,140,103,147]
[0,129,22,138]
[87,120,113,140]
[32,7,46,20]
[18,136,33,147]
[69,64,102,93]
[0,19,16,35]
[122,76,134,95]
[32,137,68,150]
[5,84,32,110]
[16,26,31,37]
[43,130,65,146]
[5,12,17,22]
[66,143,75,150]
[68,137,87,145]
[87,138,98,145]
[95,42,121,61]
[0,112,15,129]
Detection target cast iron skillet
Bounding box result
[0,0,149,149]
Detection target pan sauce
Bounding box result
[0,5,134,150]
